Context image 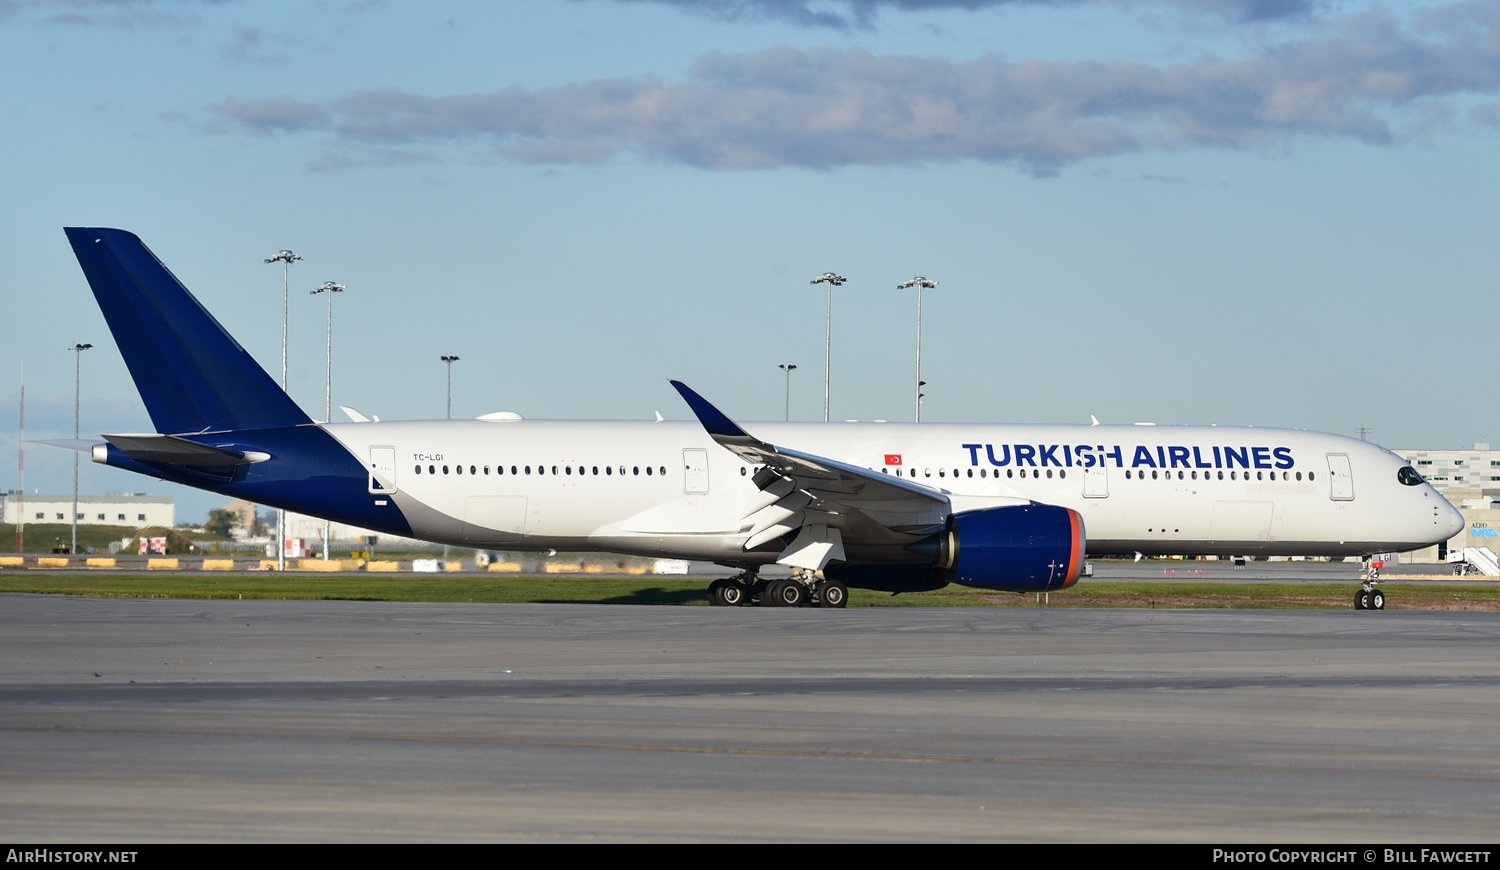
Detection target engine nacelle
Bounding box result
[822,503,1086,594]
[937,503,1086,592]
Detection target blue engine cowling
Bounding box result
[823,502,1086,594]
[938,503,1086,592]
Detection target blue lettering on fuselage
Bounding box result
[959,442,1297,470]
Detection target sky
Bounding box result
[1,0,1496,525]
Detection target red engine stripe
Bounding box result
[1060,509,1085,589]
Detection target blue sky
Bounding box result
[2,0,1497,525]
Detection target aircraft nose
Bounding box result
[1443,499,1467,538]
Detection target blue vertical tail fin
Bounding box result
[64,227,311,434]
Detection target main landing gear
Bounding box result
[707,568,848,608]
[1354,560,1386,611]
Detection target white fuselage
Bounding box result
[324,417,1463,562]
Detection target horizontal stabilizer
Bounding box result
[103,433,269,466]
[32,439,100,454]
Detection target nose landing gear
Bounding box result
[1354,560,1386,610]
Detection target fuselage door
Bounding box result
[369,445,398,494]
[1326,453,1354,501]
[683,448,709,494]
[1083,466,1109,498]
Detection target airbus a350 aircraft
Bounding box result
[57,228,1465,610]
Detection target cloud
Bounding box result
[23,0,225,28]
[210,3,1500,175]
[593,0,1326,31]
[213,96,330,133]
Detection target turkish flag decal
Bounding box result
[884,454,902,466]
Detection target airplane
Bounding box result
[55,227,1465,611]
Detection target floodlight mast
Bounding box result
[441,355,460,419]
[778,363,798,421]
[264,248,301,572]
[896,276,939,422]
[70,342,92,557]
[310,280,347,561]
[808,272,846,422]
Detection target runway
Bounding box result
[2,594,1498,843]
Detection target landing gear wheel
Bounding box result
[708,577,749,607]
[1354,589,1370,610]
[763,578,805,608]
[1369,588,1385,610]
[817,579,848,609]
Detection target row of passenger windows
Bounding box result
[1124,469,1315,482]
[736,465,1315,482]
[865,466,1315,482]
[414,463,669,477]
[883,467,1068,480]
[414,461,1315,484]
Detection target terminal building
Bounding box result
[1394,443,1500,503]
[1,492,175,529]
[1393,443,1499,566]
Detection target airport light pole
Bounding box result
[311,280,346,561]
[439,353,460,565]
[808,272,845,422]
[897,276,939,422]
[265,248,301,572]
[778,363,797,421]
[70,342,91,558]
[441,355,460,419]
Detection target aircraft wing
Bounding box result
[671,380,952,569]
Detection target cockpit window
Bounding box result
[1397,466,1425,487]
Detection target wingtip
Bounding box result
[670,380,747,439]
